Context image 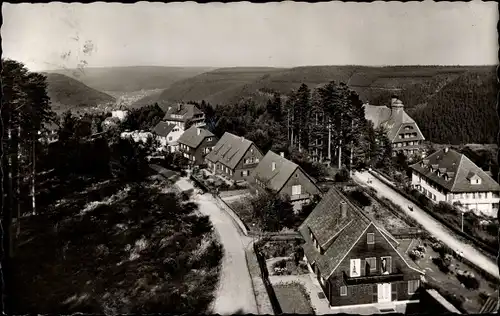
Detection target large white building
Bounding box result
[410,147,500,218]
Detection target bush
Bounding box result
[409,249,425,261]
[432,256,451,274]
[350,189,372,207]
[456,270,480,290]
[335,168,350,182]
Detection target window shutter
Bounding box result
[372,284,378,303]
[391,282,397,301]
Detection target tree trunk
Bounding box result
[327,121,331,162]
[32,136,36,216]
[16,125,21,238]
[338,139,342,169]
[350,140,354,177]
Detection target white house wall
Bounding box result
[412,171,499,218]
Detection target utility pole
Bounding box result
[338,139,342,170]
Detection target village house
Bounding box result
[39,121,59,144]
[364,97,425,159]
[120,130,153,143]
[177,126,218,165]
[205,132,264,182]
[249,151,321,209]
[410,147,500,218]
[299,187,424,311]
[111,109,129,122]
[151,121,184,153]
[162,102,206,130]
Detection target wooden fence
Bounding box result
[254,243,283,315]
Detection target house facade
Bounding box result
[162,103,206,130]
[364,97,425,159]
[299,187,424,310]
[249,151,322,209]
[205,132,264,182]
[151,121,184,153]
[410,147,500,218]
[178,126,218,165]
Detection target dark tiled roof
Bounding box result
[251,151,300,193]
[163,103,203,122]
[364,101,425,143]
[177,126,215,149]
[299,187,423,278]
[151,121,177,137]
[205,132,260,170]
[410,148,500,193]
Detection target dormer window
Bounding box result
[437,170,440,177]
[444,174,449,181]
[272,162,276,171]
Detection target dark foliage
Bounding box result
[121,103,165,131]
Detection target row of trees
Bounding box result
[191,81,393,177]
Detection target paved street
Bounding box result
[353,171,499,280]
[175,177,258,315]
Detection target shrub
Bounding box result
[456,270,480,290]
[409,249,425,261]
[335,168,350,182]
[350,189,372,207]
[432,256,451,274]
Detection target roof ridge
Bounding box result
[450,154,464,191]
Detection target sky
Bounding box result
[2,1,498,71]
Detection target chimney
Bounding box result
[177,103,181,111]
[197,128,201,136]
[340,201,347,218]
[280,152,285,158]
[444,147,449,153]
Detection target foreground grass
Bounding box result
[11,178,223,314]
[274,282,315,314]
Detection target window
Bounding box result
[408,280,420,295]
[255,158,260,163]
[241,170,248,177]
[250,148,254,153]
[350,259,361,277]
[272,162,276,171]
[380,257,392,274]
[168,136,173,141]
[292,185,302,195]
[340,286,347,296]
[365,257,376,273]
[367,233,375,245]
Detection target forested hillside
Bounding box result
[46,66,213,92]
[44,73,116,112]
[155,65,496,145]
[410,69,497,144]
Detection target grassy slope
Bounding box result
[46,66,214,92]
[44,73,116,112]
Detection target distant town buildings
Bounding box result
[410,147,500,217]
[205,132,264,182]
[178,126,218,165]
[163,103,206,130]
[364,97,425,159]
[299,187,424,310]
[249,151,321,210]
[111,110,129,122]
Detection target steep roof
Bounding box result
[251,151,300,193]
[364,100,425,143]
[163,103,203,122]
[151,121,177,137]
[205,132,259,170]
[177,126,214,149]
[410,148,500,193]
[299,187,423,278]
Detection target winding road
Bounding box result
[353,171,499,280]
[174,176,258,315]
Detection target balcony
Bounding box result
[290,193,311,202]
[342,270,404,285]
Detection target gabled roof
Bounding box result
[205,132,260,170]
[163,103,204,122]
[251,151,318,193]
[363,101,425,143]
[151,121,178,137]
[410,148,500,193]
[299,187,424,279]
[177,126,214,149]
